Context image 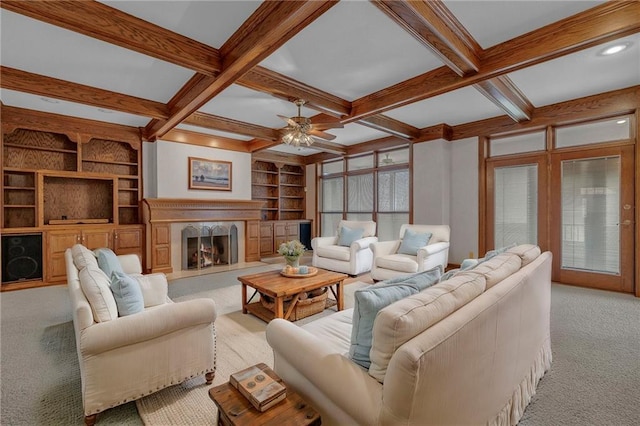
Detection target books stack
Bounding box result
[229,365,287,412]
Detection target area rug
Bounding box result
[135,280,369,425]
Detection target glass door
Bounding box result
[550,145,634,293]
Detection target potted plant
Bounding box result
[277,240,306,267]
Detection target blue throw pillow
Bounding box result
[484,243,517,260]
[397,229,432,255]
[460,258,479,270]
[110,271,144,316]
[338,226,364,247]
[95,248,124,279]
[349,267,441,368]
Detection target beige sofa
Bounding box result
[266,244,552,426]
[65,245,217,425]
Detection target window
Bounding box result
[318,147,410,239]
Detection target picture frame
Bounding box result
[188,157,232,191]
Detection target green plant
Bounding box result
[277,240,306,257]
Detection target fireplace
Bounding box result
[182,224,238,271]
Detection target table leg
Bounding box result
[242,283,248,314]
[336,280,344,311]
[274,297,284,319]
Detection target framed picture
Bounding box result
[188,157,232,191]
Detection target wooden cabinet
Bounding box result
[245,221,260,262]
[44,225,143,283]
[260,222,275,257]
[258,220,310,257]
[1,107,143,289]
[274,221,300,249]
[252,161,305,221]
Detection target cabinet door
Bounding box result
[82,228,113,250]
[114,226,143,259]
[45,230,81,283]
[260,223,274,256]
[273,222,289,251]
[286,221,300,240]
[245,221,260,262]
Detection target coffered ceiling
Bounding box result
[1,1,638,161]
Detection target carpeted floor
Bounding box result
[1,262,639,425]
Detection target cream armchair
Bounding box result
[371,224,450,281]
[311,220,377,275]
[65,245,217,425]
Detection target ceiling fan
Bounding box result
[381,153,394,165]
[278,99,343,147]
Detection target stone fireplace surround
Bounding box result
[142,198,264,273]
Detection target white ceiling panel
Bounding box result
[324,123,390,146]
[384,86,505,127]
[0,9,192,103]
[0,89,149,127]
[443,0,606,49]
[509,34,640,107]
[100,0,261,49]
[260,1,443,101]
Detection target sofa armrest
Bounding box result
[417,241,450,258]
[371,240,400,257]
[80,298,216,355]
[351,236,378,251]
[311,236,338,250]
[266,319,381,425]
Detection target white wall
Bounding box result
[412,137,479,264]
[449,137,479,262]
[146,140,252,200]
[142,141,157,198]
[413,140,450,225]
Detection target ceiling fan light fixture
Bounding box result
[281,99,315,147]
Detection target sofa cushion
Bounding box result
[133,273,169,307]
[397,229,432,255]
[110,271,145,316]
[316,244,351,261]
[79,265,118,322]
[95,248,124,278]
[460,258,479,270]
[369,272,487,382]
[466,252,522,289]
[338,226,364,247]
[349,267,441,368]
[507,244,541,267]
[375,254,419,273]
[71,244,98,269]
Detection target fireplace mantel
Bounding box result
[141,198,264,273]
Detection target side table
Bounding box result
[209,363,321,426]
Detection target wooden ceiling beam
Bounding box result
[451,85,640,140]
[350,1,640,120]
[161,128,250,152]
[353,114,421,139]
[413,123,453,143]
[0,66,169,120]
[372,0,481,76]
[144,1,338,141]
[184,112,280,141]
[346,136,410,156]
[474,76,534,122]
[239,67,351,117]
[0,0,221,76]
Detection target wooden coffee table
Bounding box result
[238,268,348,322]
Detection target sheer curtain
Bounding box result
[377,169,409,241]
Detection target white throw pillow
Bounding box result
[79,265,118,322]
[71,244,98,270]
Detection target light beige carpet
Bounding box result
[135,279,369,425]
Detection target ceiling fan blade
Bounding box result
[311,114,344,130]
[277,114,299,128]
[309,129,337,140]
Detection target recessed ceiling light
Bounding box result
[598,42,632,56]
[97,108,114,114]
[616,119,627,125]
[40,97,59,104]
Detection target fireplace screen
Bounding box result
[182,224,237,270]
